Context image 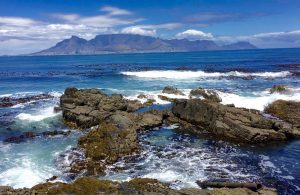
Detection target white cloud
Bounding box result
[140,23,181,30]
[120,23,181,37]
[51,14,80,21]
[121,26,156,36]
[100,6,132,16]
[0,16,40,26]
[52,13,142,28]
[176,29,214,40]
[0,6,142,55]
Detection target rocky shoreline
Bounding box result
[1,85,299,194]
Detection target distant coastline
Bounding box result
[31,34,257,56]
[3,47,300,57]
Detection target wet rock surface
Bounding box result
[3,130,72,143]
[0,177,277,195]
[0,94,54,108]
[265,100,300,127]
[171,99,300,143]
[162,86,185,95]
[189,88,222,102]
[269,85,288,94]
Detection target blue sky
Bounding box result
[1,0,300,54]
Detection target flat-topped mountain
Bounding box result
[33,34,257,55]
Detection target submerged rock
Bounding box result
[172,99,300,143]
[162,86,185,95]
[3,130,72,143]
[189,88,222,103]
[270,85,288,94]
[137,94,147,99]
[265,100,300,127]
[0,93,54,108]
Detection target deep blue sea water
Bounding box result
[0,48,299,194]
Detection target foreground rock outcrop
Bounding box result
[265,100,300,127]
[50,87,297,194]
[171,99,300,143]
[0,177,277,195]
[58,88,165,176]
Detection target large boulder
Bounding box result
[162,86,185,95]
[78,121,138,175]
[172,99,299,143]
[265,100,300,127]
[60,87,146,128]
[189,88,222,103]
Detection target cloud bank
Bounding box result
[0,5,300,55]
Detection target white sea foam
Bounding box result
[49,91,63,98]
[121,70,292,79]
[124,86,300,111]
[0,158,51,188]
[102,125,259,189]
[0,94,13,98]
[16,106,60,122]
[125,90,190,105]
[218,90,300,111]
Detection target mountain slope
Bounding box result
[33,34,257,55]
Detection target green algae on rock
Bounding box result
[265,100,300,127]
[269,85,288,94]
[0,177,278,195]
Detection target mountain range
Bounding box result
[33,34,257,55]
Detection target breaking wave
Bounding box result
[16,106,60,122]
[121,70,292,79]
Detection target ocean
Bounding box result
[0,48,299,194]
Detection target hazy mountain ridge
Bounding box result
[33,34,257,55]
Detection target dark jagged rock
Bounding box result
[3,132,36,143]
[137,94,147,99]
[265,100,300,127]
[269,85,288,94]
[197,181,262,191]
[172,99,300,143]
[0,94,54,108]
[189,88,221,102]
[46,176,58,182]
[162,86,185,95]
[158,94,176,102]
